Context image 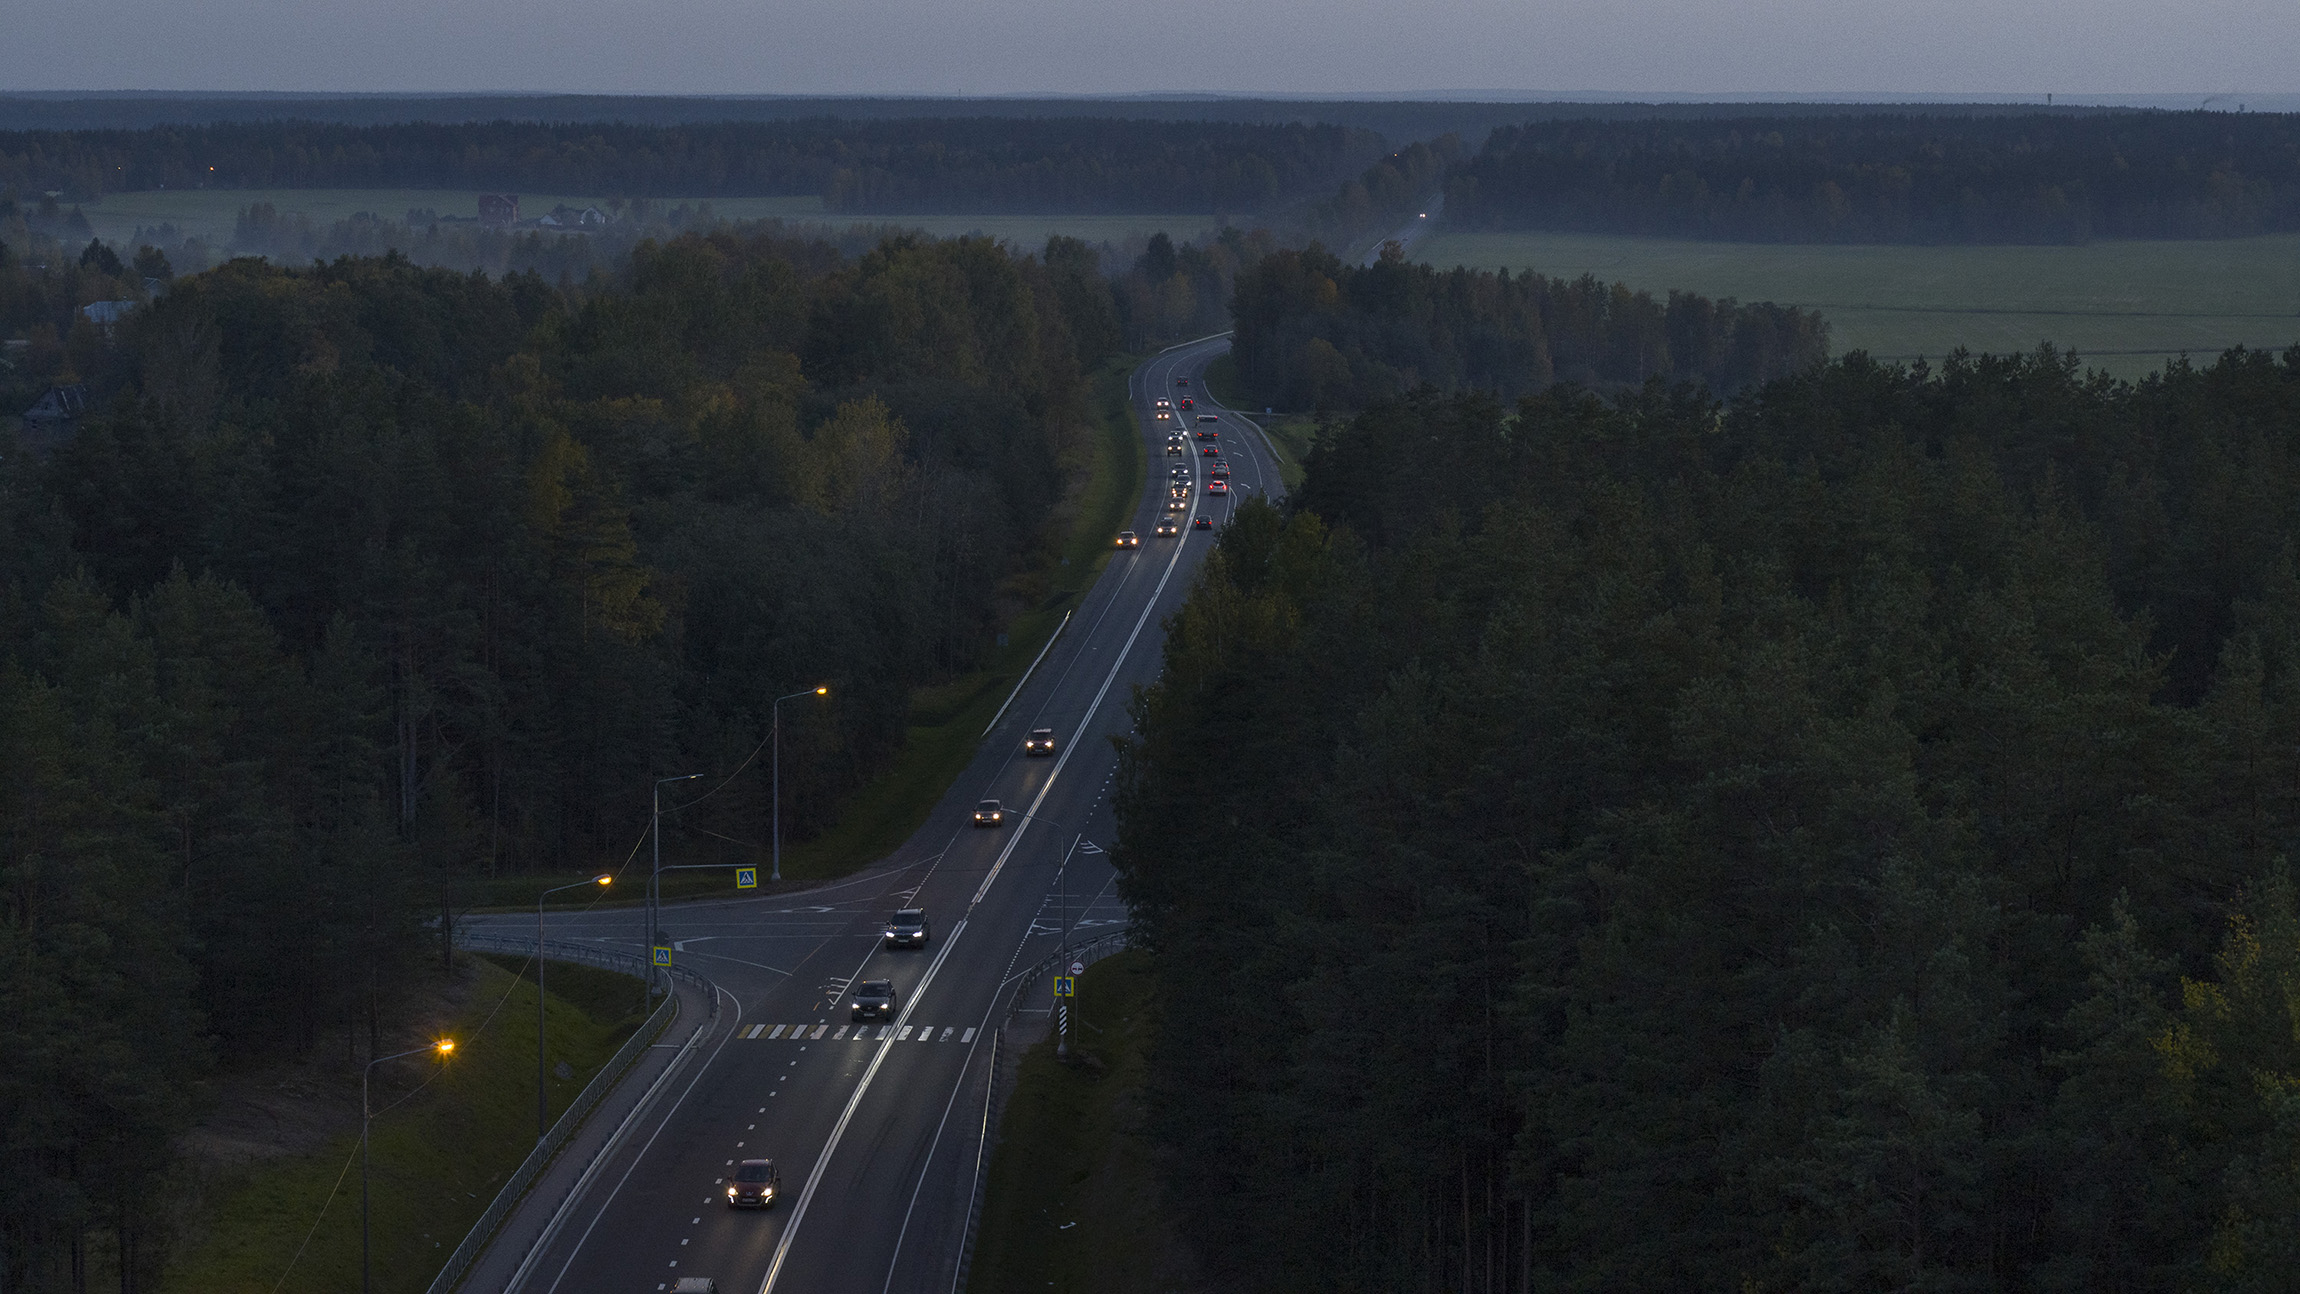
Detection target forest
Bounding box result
[1445,112,2300,242]
[0,117,1381,214]
[0,228,1124,1287]
[1228,243,1829,407]
[1116,345,2300,1291]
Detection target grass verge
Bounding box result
[160,955,645,1294]
[1202,351,1308,491]
[968,950,1204,1294]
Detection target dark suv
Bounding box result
[1025,728,1057,755]
[850,979,899,1021]
[884,909,931,948]
[726,1158,780,1208]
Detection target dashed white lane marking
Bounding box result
[961,1027,977,1043]
[896,1025,914,1041]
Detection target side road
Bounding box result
[434,936,729,1294]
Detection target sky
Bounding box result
[3,0,2295,99]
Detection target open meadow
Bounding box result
[75,188,1219,251]
[1415,229,2300,380]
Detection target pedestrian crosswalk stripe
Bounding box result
[747,1023,980,1041]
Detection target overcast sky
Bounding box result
[3,0,2293,98]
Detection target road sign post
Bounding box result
[735,867,758,890]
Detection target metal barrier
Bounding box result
[950,929,1131,1293]
[423,932,718,1294]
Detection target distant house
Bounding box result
[80,300,135,328]
[16,384,88,455]
[478,194,521,226]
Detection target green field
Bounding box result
[1416,230,2300,380]
[76,188,1216,250]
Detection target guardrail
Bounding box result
[424,932,718,1294]
[950,929,1132,1293]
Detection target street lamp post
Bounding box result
[650,773,703,1006]
[363,1038,453,1294]
[537,874,612,1139]
[771,686,829,883]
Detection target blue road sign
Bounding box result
[1053,976,1075,997]
[652,946,672,967]
[736,867,758,889]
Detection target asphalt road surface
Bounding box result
[463,336,1281,1294]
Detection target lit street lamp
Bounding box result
[771,686,829,883]
[363,1037,453,1294]
[537,874,613,1138]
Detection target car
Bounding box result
[1155,397,1171,409]
[850,979,899,1021]
[1179,397,1194,410]
[1195,427,1218,440]
[884,909,931,947]
[1171,485,1191,499]
[1115,531,1139,549]
[1193,515,1212,529]
[973,799,1004,826]
[1156,410,1171,421]
[1175,375,1190,386]
[1171,469,1193,481]
[1165,498,1187,513]
[1197,414,1220,424]
[727,1159,781,1209]
[1165,442,1183,455]
[1206,479,1229,494]
[674,1280,721,1294]
[1209,461,1230,478]
[1201,443,1219,456]
[1154,519,1180,537]
[1025,728,1057,755]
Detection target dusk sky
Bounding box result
[3,0,2293,98]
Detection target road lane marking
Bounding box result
[896,1025,913,1041]
[960,1027,976,1043]
[809,1025,827,1039]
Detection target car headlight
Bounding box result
[728,1186,738,1196]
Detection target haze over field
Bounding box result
[4,0,2294,100]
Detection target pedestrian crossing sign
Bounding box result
[652,946,672,967]
[736,867,758,889]
[1054,976,1075,997]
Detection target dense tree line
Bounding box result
[0,118,1381,214]
[0,229,1120,1287]
[1230,243,1828,407]
[1295,135,1461,248]
[1445,112,2300,242]
[1117,344,2300,1291]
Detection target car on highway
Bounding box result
[726,1159,781,1209]
[1170,484,1190,499]
[1115,530,1139,549]
[1193,515,1212,530]
[973,799,1005,826]
[1209,460,1230,478]
[674,1280,721,1293]
[1156,410,1171,421]
[1166,441,1183,455]
[1164,498,1187,513]
[1171,468,1193,482]
[1154,397,1170,409]
[1195,427,1218,440]
[1154,519,1180,537]
[850,979,899,1021]
[1197,414,1220,424]
[1201,443,1219,456]
[1179,397,1194,410]
[883,909,931,948]
[1025,728,1057,755]
[1175,375,1189,385]
[1206,479,1229,494]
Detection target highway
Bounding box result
[461,335,1282,1294]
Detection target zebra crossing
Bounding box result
[740,1022,976,1044]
